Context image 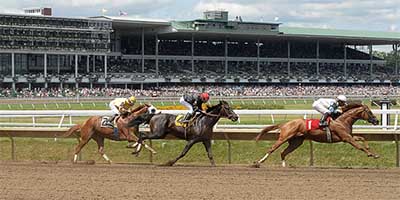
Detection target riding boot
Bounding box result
[106,114,118,127]
[109,114,118,123]
[180,113,192,123]
[319,113,329,127]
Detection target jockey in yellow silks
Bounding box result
[104,96,136,127]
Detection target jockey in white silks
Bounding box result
[312,95,347,127]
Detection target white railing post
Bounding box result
[58,114,65,128]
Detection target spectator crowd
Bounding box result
[0,84,398,98]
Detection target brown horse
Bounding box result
[63,104,157,164]
[252,104,380,168]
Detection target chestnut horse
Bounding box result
[129,100,239,166]
[253,104,380,168]
[63,104,157,163]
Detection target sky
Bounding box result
[1,0,399,52]
[1,0,399,32]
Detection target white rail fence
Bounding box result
[0,109,398,129]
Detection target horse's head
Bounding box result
[217,100,239,122]
[146,104,158,114]
[357,105,379,125]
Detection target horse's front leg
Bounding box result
[132,128,166,155]
[339,132,379,158]
[163,138,202,166]
[353,135,370,150]
[202,139,216,167]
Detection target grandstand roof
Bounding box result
[280,27,400,45]
[91,16,170,29]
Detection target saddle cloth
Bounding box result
[305,118,331,131]
[175,114,188,128]
[101,116,114,128]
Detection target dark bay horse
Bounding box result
[252,104,380,168]
[63,104,157,163]
[129,100,239,166]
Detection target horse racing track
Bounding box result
[0,161,399,200]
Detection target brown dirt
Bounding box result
[0,161,399,200]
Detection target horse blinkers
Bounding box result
[362,106,379,125]
[221,104,239,122]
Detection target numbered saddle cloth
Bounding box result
[100,116,114,128]
[175,114,188,128]
[305,118,331,131]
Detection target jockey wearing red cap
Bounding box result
[179,92,210,123]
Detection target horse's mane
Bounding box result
[130,104,147,113]
[206,100,229,113]
[342,102,364,113]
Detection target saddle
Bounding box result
[305,118,332,131]
[175,113,199,128]
[175,114,188,128]
[305,118,333,142]
[101,116,120,140]
[101,116,119,128]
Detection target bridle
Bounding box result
[360,106,375,121]
[200,104,236,119]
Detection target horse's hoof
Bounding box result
[161,161,174,166]
[250,162,261,168]
[126,142,138,149]
[373,154,380,159]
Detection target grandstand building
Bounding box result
[0,10,399,89]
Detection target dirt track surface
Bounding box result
[0,161,399,200]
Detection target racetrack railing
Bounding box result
[0,109,399,129]
[0,109,399,166]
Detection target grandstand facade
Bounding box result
[0,11,400,90]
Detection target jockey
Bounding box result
[179,92,210,123]
[312,95,347,127]
[105,96,137,127]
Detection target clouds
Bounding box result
[192,0,400,31]
[0,0,399,31]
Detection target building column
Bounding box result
[141,28,145,73]
[344,44,347,78]
[11,52,15,77]
[11,52,15,91]
[93,55,96,72]
[155,34,159,75]
[86,55,90,73]
[75,54,78,88]
[287,41,291,76]
[57,54,60,74]
[316,41,320,75]
[395,44,399,75]
[257,38,260,76]
[191,33,195,73]
[369,44,373,77]
[225,37,228,76]
[104,55,108,88]
[44,53,48,88]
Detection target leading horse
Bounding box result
[129,100,239,166]
[253,103,380,168]
[63,104,157,163]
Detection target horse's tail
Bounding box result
[127,113,155,127]
[255,124,281,142]
[62,124,81,138]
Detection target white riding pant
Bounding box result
[109,102,120,115]
[312,102,329,115]
[180,97,193,114]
